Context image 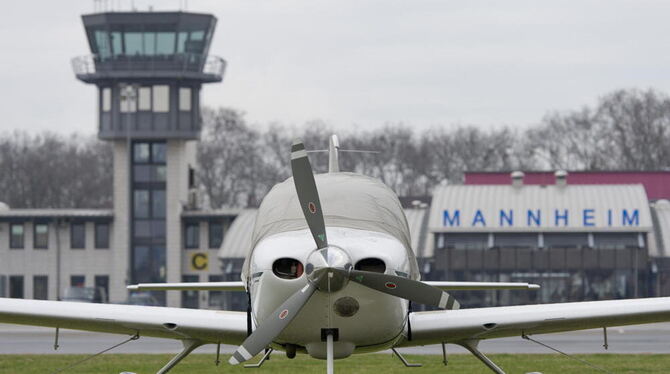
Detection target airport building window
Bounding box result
[152,85,169,112]
[152,143,166,163]
[133,143,151,163]
[70,275,85,287]
[33,275,48,300]
[94,30,111,60]
[70,223,86,249]
[177,32,188,53]
[34,223,49,249]
[94,275,109,303]
[111,31,122,57]
[440,233,488,250]
[95,223,110,249]
[93,29,208,57]
[594,233,640,249]
[138,87,151,110]
[179,87,192,111]
[10,223,24,249]
[185,222,199,249]
[143,32,156,55]
[156,32,176,55]
[133,165,166,183]
[544,233,589,248]
[101,87,111,112]
[9,276,24,299]
[152,190,166,218]
[208,274,224,308]
[181,275,199,309]
[494,233,538,248]
[134,190,150,218]
[124,32,143,55]
[209,221,224,249]
[120,84,137,113]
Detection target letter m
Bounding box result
[443,210,461,227]
[623,209,639,226]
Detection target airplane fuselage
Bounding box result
[248,226,412,359]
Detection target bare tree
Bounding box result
[0,131,112,209]
[596,88,670,170]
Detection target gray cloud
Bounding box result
[1,0,669,134]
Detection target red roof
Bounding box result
[464,171,670,201]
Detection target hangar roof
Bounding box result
[429,184,653,233]
[217,209,257,259]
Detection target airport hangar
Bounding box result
[1,10,670,310]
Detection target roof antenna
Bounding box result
[328,135,340,173]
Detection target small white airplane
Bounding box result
[2,136,670,374]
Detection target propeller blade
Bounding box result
[338,269,460,310]
[228,283,317,365]
[291,140,328,249]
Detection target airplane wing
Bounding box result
[127,281,246,292]
[423,281,539,291]
[402,296,670,346]
[0,298,247,345]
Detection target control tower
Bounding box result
[72,11,225,306]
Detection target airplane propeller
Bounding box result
[290,141,328,251]
[229,139,459,366]
[228,282,318,365]
[331,269,460,310]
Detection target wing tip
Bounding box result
[528,284,541,289]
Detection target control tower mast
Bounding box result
[72,11,225,306]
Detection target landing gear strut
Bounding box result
[458,340,506,374]
[156,339,202,374]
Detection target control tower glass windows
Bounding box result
[143,32,156,55]
[94,30,111,60]
[124,32,143,56]
[156,32,176,55]
[177,32,188,53]
[111,31,122,57]
[186,31,205,53]
[152,85,169,112]
[179,88,192,111]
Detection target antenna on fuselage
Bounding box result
[328,135,340,173]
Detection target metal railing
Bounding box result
[71,53,226,78]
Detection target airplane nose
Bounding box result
[305,245,352,292]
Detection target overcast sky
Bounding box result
[2,0,670,135]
